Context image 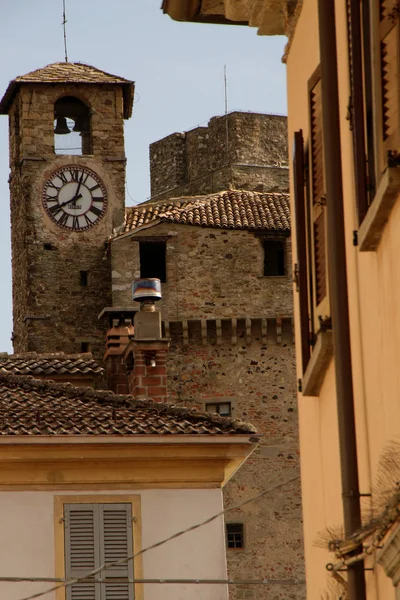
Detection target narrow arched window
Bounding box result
[54,96,91,155]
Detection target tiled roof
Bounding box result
[0,352,103,377]
[0,373,256,436]
[120,190,290,236]
[0,62,134,118]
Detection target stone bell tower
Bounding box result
[0,63,134,358]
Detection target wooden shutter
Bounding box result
[380,0,400,153]
[293,130,311,374]
[99,504,134,600]
[65,504,134,600]
[309,69,327,307]
[65,505,100,600]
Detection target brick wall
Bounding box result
[8,83,127,357]
[149,112,289,200]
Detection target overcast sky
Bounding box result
[0,0,287,353]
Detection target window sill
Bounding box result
[302,330,333,396]
[358,167,400,251]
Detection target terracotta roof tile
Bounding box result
[0,62,134,118]
[0,373,256,436]
[120,190,290,236]
[0,352,103,377]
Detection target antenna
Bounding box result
[224,65,229,159]
[62,0,68,62]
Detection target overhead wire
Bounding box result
[16,474,300,600]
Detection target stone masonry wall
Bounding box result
[149,112,289,200]
[8,83,127,357]
[164,323,305,600]
[112,222,292,319]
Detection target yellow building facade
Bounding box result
[164,1,400,598]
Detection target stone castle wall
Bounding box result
[112,222,292,319]
[149,112,289,200]
[8,83,127,357]
[164,322,305,600]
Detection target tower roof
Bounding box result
[0,62,135,118]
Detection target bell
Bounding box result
[54,117,70,135]
[72,116,89,133]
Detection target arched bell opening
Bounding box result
[54,96,91,155]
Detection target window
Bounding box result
[80,342,90,353]
[263,240,285,276]
[226,523,244,549]
[206,402,232,417]
[64,503,134,600]
[54,96,91,156]
[139,241,166,282]
[80,271,88,287]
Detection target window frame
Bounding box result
[54,495,143,600]
[205,401,232,417]
[226,522,245,550]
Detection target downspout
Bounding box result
[317,2,367,599]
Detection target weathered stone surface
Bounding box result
[150,112,289,200]
[112,222,292,319]
[8,81,128,358]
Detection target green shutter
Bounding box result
[64,503,134,600]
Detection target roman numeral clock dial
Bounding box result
[42,166,107,231]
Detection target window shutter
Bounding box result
[65,505,100,600]
[314,211,326,305]
[99,504,134,600]
[293,130,311,374]
[65,503,134,600]
[380,0,400,153]
[309,70,327,306]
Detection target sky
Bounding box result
[0,0,287,353]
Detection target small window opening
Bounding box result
[126,352,134,375]
[139,242,166,282]
[206,402,232,417]
[80,342,90,353]
[263,239,285,276]
[80,271,88,287]
[226,523,244,549]
[54,96,91,156]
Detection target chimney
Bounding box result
[103,314,134,394]
[126,279,170,401]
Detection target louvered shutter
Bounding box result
[380,0,400,154]
[65,504,134,600]
[65,505,100,600]
[293,130,311,374]
[309,71,327,306]
[99,504,134,600]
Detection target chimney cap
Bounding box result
[132,278,162,303]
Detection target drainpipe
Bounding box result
[317,2,367,599]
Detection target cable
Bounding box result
[1,576,305,586]
[17,474,300,600]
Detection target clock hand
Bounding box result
[59,193,83,208]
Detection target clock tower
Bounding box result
[0,62,134,357]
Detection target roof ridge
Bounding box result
[0,371,256,434]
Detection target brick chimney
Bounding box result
[125,279,170,401]
[103,319,134,394]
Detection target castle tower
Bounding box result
[0,63,134,357]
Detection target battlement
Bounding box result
[149,112,289,200]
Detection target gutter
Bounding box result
[0,434,261,445]
[317,1,367,598]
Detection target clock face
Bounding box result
[42,165,107,231]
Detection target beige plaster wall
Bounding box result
[287,0,400,598]
[0,488,227,600]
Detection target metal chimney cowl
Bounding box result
[132,278,162,340]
